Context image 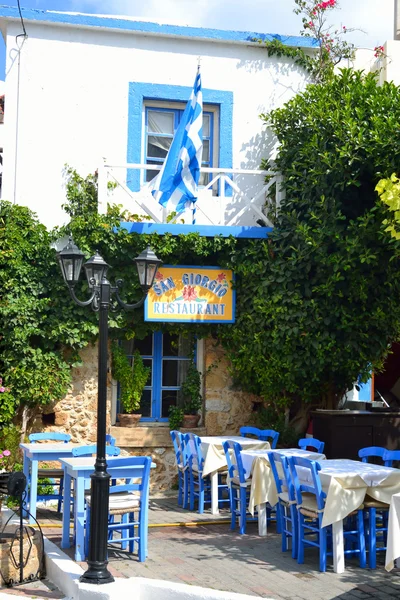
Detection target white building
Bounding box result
[0,5,323,231]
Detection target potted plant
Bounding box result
[111,343,150,427]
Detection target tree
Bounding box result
[219,70,400,430]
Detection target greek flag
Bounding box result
[149,68,203,214]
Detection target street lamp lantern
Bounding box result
[57,238,162,585]
[134,246,163,292]
[84,252,109,289]
[57,237,85,286]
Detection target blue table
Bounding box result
[20,442,82,524]
[59,456,155,562]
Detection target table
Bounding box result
[60,456,155,561]
[200,436,271,515]
[310,459,400,573]
[386,492,400,571]
[241,448,326,536]
[20,442,82,524]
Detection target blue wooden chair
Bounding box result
[298,438,325,454]
[170,430,189,508]
[357,447,393,568]
[239,426,280,449]
[269,452,297,558]
[383,449,400,467]
[84,456,151,562]
[288,456,366,572]
[71,445,121,457]
[29,432,71,512]
[358,446,386,463]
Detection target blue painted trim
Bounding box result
[127,82,233,192]
[119,222,271,238]
[0,7,318,48]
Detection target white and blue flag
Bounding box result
[149,68,203,215]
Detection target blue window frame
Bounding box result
[144,106,214,185]
[117,332,195,422]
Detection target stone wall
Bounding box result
[204,338,261,435]
[34,338,260,493]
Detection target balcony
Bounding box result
[97,162,283,238]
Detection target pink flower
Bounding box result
[0,455,3,460]
[3,450,11,457]
[183,286,197,301]
[0,387,5,393]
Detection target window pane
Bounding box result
[202,140,210,163]
[162,359,178,386]
[140,389,152,418]
[163,333,193,357]
[134,335,153,356]
[146,160,162,182]
[163,333,179,356]
[148,110,174,134]
[199,171,209,186]
[142,359,152,385]
[147,135,172,160]
[163,359,191,387]
[162,390,177,418]
[203,114,210,137]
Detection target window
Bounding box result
[144,102,218,186]
[117,332,196,422]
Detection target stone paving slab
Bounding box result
[36,498,400,600]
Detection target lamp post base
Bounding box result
[80,561,115,585]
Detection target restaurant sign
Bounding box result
[145,266,235,323]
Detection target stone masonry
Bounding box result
[34,338,260,493]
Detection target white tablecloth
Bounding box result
[241,448,326,515]
[313,460,400,528]
[386,492,400,571]
[200,436,270,477]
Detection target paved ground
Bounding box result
[1,497,400,599]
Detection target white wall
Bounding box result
[2,20,309,229]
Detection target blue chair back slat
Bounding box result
[184,433,204,473]
[72,445,121,457]
[288,456,326,511]
[298,438,325,454]
[358,446,386,463]
[239,426,261,438]
[109,456,151,497]
[269,452,296,502]
[106,434,116,446]
[29,432,71,443]
[170,430,186,468]
[382,449,400,467]
[222,440,247,485]
[259,429,280,449]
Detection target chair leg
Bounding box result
[183,470,189,509]
[368,508,377,569]
[178,471,183,506]
[58,477,64,513]
[319,520,327,573]
[280,504,287,553]
[138,507,147,562]
[229,487,236,531]
[189,470,195,511]
[198,474,205,514]
[297,514,305,564]
[290,505,298,560]
[239,487,247,535]
[121,513,129,550]
[357,509,366,568]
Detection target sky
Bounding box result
[0,0,395,79]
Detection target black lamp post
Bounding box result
[57,238,162,585]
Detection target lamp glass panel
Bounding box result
[73,258,83,282]
[145,263,158,287]
[136,262,146,287]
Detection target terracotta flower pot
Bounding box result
[182,414,200,428]
[118,413,142,427]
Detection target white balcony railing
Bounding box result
[97,162,284,227]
